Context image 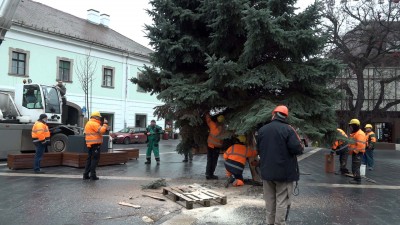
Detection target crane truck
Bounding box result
[0,81,83,159]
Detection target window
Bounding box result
[102,66,114,88]
[57,57,73,82]
[137,72,145,92]
[9,48,30,76]
[22,85,42,109]
[42,86,61,114]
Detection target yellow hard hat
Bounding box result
[237,135,246,143]
[365,124,373,129]
[91,111,101,117]
[349,119,360,126]
[217,115,225,123]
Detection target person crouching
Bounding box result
[224,135,258,187]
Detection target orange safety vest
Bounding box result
[206,114,223,149]
[348,129,366,154]
[365,131,377,148]
[332,128,348,150]
[31,121,50,143]
[84,118,108,147]
[223,144,258,165]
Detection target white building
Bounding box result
[0,0,164,132]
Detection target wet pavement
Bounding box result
[0,140,399,225]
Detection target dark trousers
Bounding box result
[224,161,244,180]
[362,148,374,168]
[184,150,193,160]
[84,144,101,178]
[206,147,220,176]
[351,152,362,181]
[33,142,46,171]
[339,151,349,174]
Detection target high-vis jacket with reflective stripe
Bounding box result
[224,144,258,165]
[348,129,366,154]
[31,121,50,143]
[332,128,348,150]
[84,118,108,147]
[206,114,223,149]
[366,131,377,149]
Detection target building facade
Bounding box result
[0,0,164,132]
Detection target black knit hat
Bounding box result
[39,114,48,120]
[151,120,156,123]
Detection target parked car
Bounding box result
[110,127,147,144]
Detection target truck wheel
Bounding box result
[50,133,69,152]
[123,137,130,145]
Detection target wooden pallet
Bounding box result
[62,152,128,168]
[162,184,227,209]
[113,148,139,160]
[7,153,63,170]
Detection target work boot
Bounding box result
[206,175,218,180]
[83,174,90,180]
[368,167,374,171]
[182,159,188,162]
[349,179,361,185]
[90,176,100,181]
[145,158,151,164]
[156,158,160,165]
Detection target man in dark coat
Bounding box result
[257,105,304,225]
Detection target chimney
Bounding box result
[100,14,110,27]
[87,9,100,24]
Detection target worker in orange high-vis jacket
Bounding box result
[363,124,377,171]
[348,119,366,184]
[224,135,258,187]
[205,112,225,180]
[31,114,50,173]
[331,128,349,175]
[83,111,109,181]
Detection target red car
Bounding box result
[110,127,148,144]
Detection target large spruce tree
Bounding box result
[133,0,341,152]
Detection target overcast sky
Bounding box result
[33,0,315,49]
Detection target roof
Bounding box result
[12,0,153,58]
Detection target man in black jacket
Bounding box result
[257,105,304,225]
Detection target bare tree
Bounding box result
[75,49,97,118]
[324,0,400,124]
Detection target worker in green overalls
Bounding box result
[145,120,164,165]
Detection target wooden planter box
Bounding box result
[62,152,87,168]
[62,152,129,168]
[7,152,63,170]
[193,146,207,155]
[375,142,395,150]
[113,148,139,160]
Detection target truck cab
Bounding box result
[15,83,63,124]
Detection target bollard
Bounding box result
[325,154,335,173]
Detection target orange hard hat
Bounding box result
[272,105,289,117]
